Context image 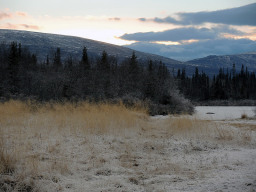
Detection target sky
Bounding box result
[1,0,256,61]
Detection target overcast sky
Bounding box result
[1,0,256,60]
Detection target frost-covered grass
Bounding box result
[0,101,255,191]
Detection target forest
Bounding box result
[176,65,256,103]
[0,42,193,115]
[1,42,255,115]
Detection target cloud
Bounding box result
[0,10,29,20]
[16,12,27,17]
[153,17,178,24]
[20,24,40,30]
[138,18,146,22]
[0,10,40,30]
[0,11,12,20]
[108,17,121,21]
[1,23,19,29]
[152,3,256,26]
[126,38,256,61]
[120,26,244,42]
[1,23,40,30]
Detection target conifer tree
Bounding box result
[80,46,90,70]
[8,42,20,93]
[53,47,62,70]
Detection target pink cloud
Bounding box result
[0,23,19,29]
[20,24,40,30]
[1,23,40,30]
[0,10,29,20]
[16,12,27,17]
[108,17,121,21]
[0,11,12,20]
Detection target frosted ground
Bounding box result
[0,104,255,192]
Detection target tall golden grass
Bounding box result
[149,116,214,139]
[0,100,148,179]
[0,100,148,134]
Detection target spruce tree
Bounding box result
[53,47,62,71]
[81,46,90,70]
[8,42,19,93]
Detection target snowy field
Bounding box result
[194,106,256,120]
[0,103,256,192]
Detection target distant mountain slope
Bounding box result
[187,53,256,75]
[1,29,254,76]
[0,29,185,69]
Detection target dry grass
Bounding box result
[0,100,149,191]
[0,140,17,175]
[230,123,256,131]
[215,126,234,140]
[150,116,254,144]
[241,113,248,119]
[0,100,148,135]
[167,117,210,136]
[149,116,215,139]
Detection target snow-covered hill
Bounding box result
[187,53,256,75]
[0,29,185,68]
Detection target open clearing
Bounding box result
[0,101,255,192]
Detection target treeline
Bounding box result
[176,65,256,101]
[0,42,193,115]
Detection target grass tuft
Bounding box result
[241,113,248,119]
[0,144,16,175]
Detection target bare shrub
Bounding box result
[167,90,194,115]
[148,90,194,116]
[111,93,194,116]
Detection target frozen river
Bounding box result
[194,106,256,120]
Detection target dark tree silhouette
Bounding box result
[53,47,62,71]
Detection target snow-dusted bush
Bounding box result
[148,90,194,116]
[111,93,194,116]
[168,90,194,114]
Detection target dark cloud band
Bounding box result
[126,38,256,61]
[150,3,256,26]
[120,26,244,42]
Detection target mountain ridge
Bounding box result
[0,29,183,67]
[0,29,255,76]
[186,53,256,75]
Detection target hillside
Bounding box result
[0,29,184,68]
[187,53,256,75]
